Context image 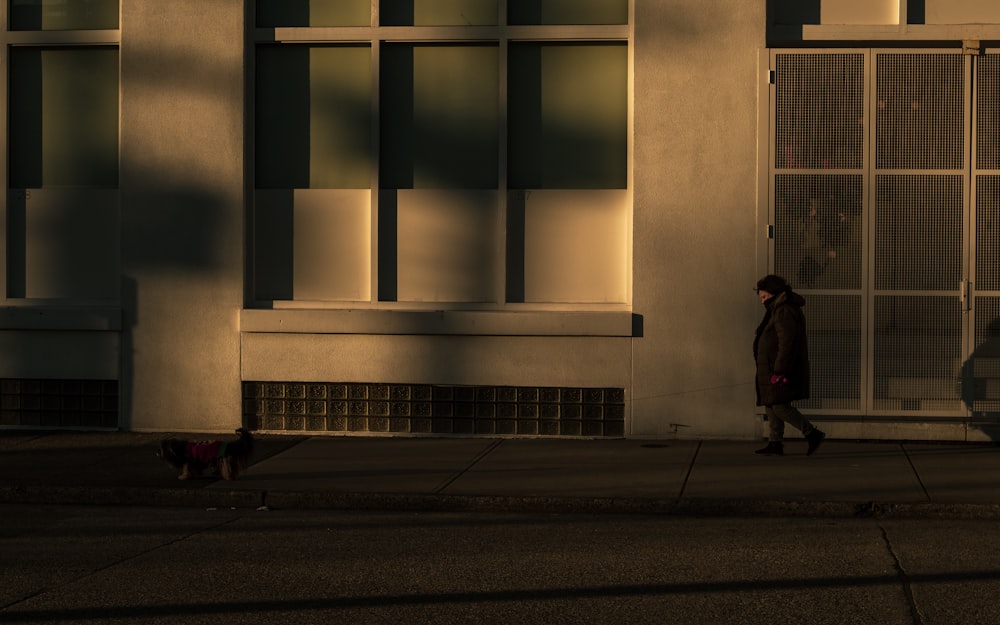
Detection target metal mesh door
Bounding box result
[871,53,967,415]
[971,55,1000,418]
[771,50,976,420]
[773,53,864,412]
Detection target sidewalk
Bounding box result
[3,430,1000,519]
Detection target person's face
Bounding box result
[758,289,774,304]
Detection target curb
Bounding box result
[5,485,1000,520]
[0,486,263,510]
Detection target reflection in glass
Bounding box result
[508,0,627,25]
[9,47,119,188]
[256,0,370,27]
[10,0,119,30]
[381,0,498,26]
[381,44,498,189]
[256,45,372,189]
[509,43,627,189]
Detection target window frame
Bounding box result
[0,1,121,310]
[247,1,633,322]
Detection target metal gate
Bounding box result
[767,49,1000,428]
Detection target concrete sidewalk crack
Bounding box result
[434,439,505,494]
[900,443,931,502]
[880,525,926,625]
[676,441,701,501]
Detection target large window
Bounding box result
[251,0,631,307]
[3,0,120,301]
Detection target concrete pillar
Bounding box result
[119,0,245,432]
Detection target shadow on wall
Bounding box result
[964,316,1000,440]
[120,184,231,272]
[117,181,231,431]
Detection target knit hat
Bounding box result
[755,274,788,295]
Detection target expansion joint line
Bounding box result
[434,439,505,494]
[676,440,701,501]
[880,525,926,625]
[899,444,931,501]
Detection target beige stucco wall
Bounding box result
[631,0,766,438]
[119,0,245,432]
[242,334,631,391]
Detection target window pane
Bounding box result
[381,0,498,26]
[10,0,119,30]
[509,43,627,189]
[10,47,119,188]
[256,45,372,189]
[508,0,627,25]
[381,44,498,189]
[256,0,370,27]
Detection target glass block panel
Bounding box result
[381,0,498,25]
[873,295,963,412]
[977,176,1000,291]
[509,43,627,189]
[10,0,119,30]
[796,295,861,411]
[774,53,864,170]
[256,45,372,189]
[774,174,863,290]
[9,47,119,188]
[969,297,1000,415]
[875,175,963,291]
[876,53,964,170]
[508,0,627,25]
[256,0,370,26]
[977,56,1000,171]
[381,44,498,189]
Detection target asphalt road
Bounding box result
[3,504,1000,624]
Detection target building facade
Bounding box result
[0,0,998,441]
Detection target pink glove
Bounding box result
[770,374,789,385]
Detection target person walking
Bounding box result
[753,274,826,456]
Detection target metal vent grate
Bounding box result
[876,175,963,291]
[876,54,964,171]
[775,53,864,170]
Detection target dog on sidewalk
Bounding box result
[157,428,254,481]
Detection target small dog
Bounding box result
[157,428,254,480]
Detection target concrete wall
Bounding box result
[631,0,766,438]
[119,0,245,432]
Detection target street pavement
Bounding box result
[3,430,1000,518]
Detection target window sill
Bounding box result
[240,308,638,337]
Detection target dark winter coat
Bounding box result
[754,289,810,406]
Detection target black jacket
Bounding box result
[754,290,810,406]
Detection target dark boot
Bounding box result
[754,442,784,456]
[806,429,826,456]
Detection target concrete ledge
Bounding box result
[0,485,263,509]
[8,484,1000,520]
[240,309,636,337]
